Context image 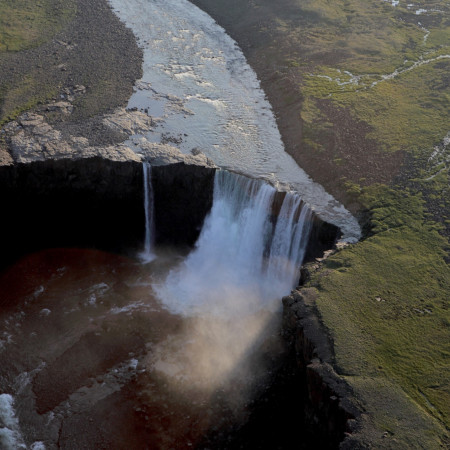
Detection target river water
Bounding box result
[108,0,360,243]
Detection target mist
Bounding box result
[149,170,312,414]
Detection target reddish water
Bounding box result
[0,248,284,449]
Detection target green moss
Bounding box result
[347,377,447,448]
[282,0,449,160]
[0,75,59,126]
[0,0,75,52]
[304,57,449,154]
[280,0,436,73]
[308,185,450,440]
[0,0,75,124]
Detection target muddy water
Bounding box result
[0,249,285,449]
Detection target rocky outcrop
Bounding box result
[3,112,141,164]
[282,289,362,449]
[1,105,215,168]
[0,98,218,268]
[304,215,341,263]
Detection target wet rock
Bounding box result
[103,107,154,136]
[138,140,216,168]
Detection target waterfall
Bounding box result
[139,162,156,263]
[155,170,313,316]
[267,192,312,287]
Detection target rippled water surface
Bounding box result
[108,0,360,242]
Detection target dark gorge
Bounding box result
[0,158,339,267]
[0,157,357,448]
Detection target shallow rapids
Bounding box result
[108,0,361,243]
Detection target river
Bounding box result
[108,0,360,243]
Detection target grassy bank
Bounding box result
[0,0,74,52]
[0,0,75,124]
[309,185,449,446]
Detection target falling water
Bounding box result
[139,162,156,263]
[156,170,313,316]
[267,192,312,287]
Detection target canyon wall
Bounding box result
[0,156,355,447]
[0,158,215,267]
[0,158,338,266]
[282,289,361,449]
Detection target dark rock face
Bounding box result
[304,216,341,263]
[0,158,142,267]
[152,163,216,247]
[282,290,361,449]
[0,158,216,268]
[0,156,337,267]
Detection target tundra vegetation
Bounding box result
[0,0,75,124]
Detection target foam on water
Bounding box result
[0,394,26,449]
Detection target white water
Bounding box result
[108,0,361,243]
[0,394,26,449]
[139,162,156,263]
[155,170,312,316]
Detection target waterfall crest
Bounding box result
[139,162,156,263]
[155,170,312,315]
